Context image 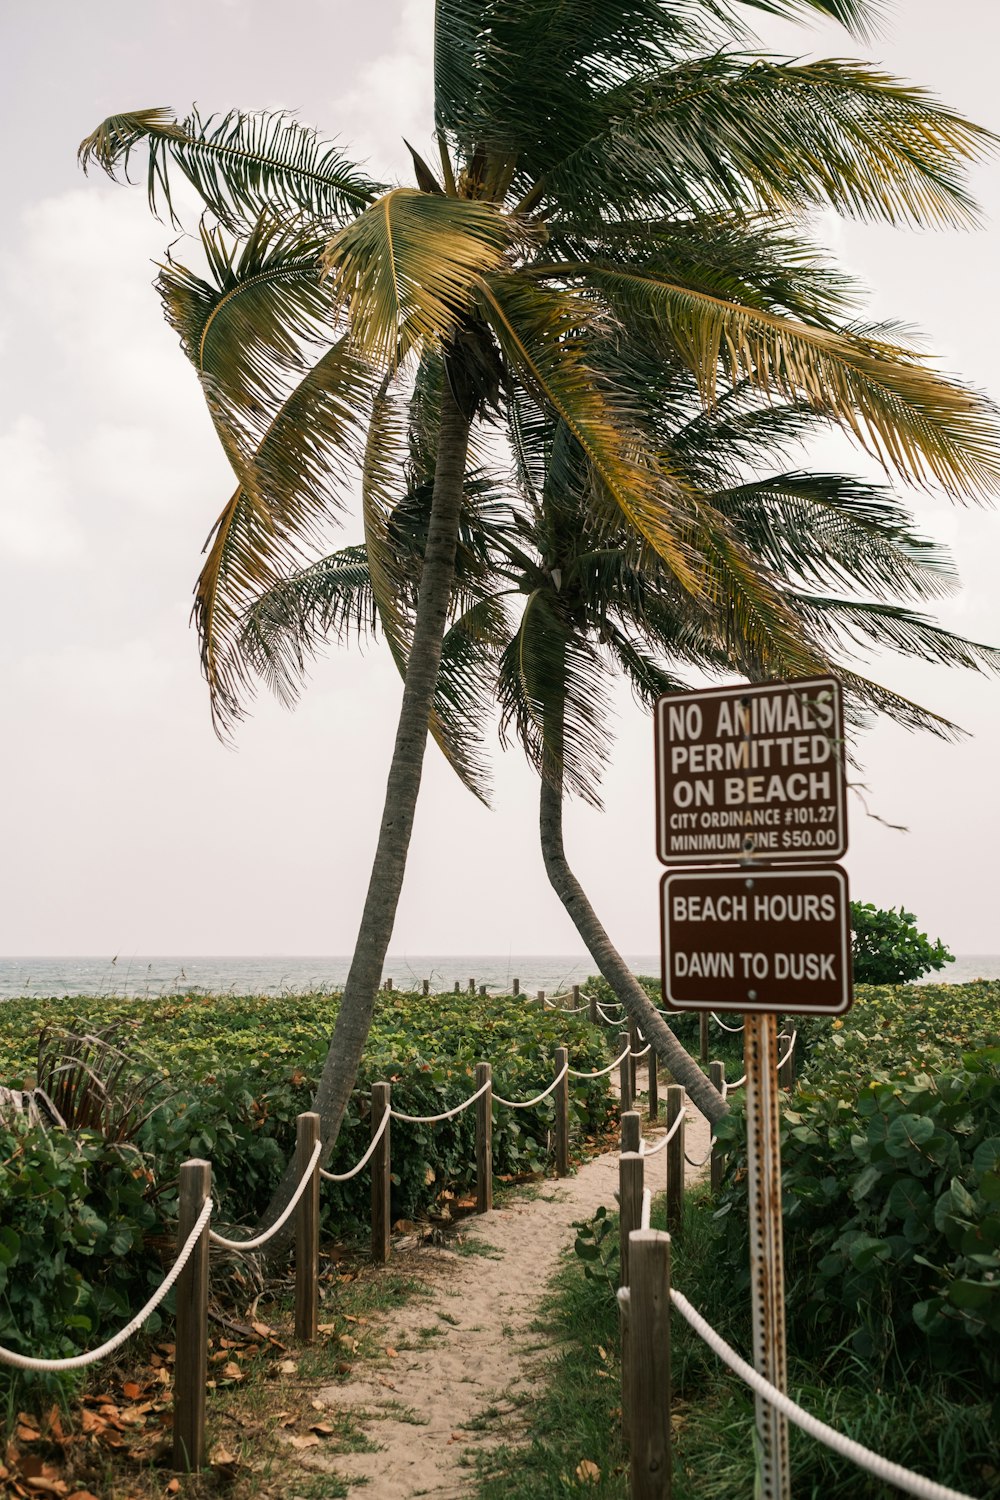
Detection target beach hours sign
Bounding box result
[660,866,853,1015]
[654,677,847,866]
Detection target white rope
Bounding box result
[559,1003,590,1013]
[725,1073,747,1093]
[494,1061,569,1110]
[209,1140,322,1251]
[669,1290,975,1500]
[389,1078,491,1124]
[596,1003,625,1025]
[320,1108,391,1182]
[567,1043,631,1080]
[711,1012,746,1033]
[640,1110,685,1157]
[777,1030,798,1072]
[0,1196,214,1372]
[685,1136,717,1169]
[640,1187,652,1231]
[631,1043,652,1059]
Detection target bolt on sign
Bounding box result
[660,866,853,1015]
[655,677,846,865]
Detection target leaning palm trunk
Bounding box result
[539,690,728,1128]
[261,383,473,1240]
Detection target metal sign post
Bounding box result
[654,676,852,1500]
[744,1011,790,1500]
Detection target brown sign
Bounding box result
[660,866,852,1015]
[655,677,846,866]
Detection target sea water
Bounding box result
[0,952,997,1001]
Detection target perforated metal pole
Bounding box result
[743,1012,790,1500]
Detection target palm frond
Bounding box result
[715,473,959,600]
[584,266,1000,500]
[190,336,375,734]
[239,546,376,708]
[498,591,612,806]
[79,107,380,231]
[789,593,1000,675]
[732,0,885,42]
[434,595,513,802]
[478,275,705,593]
[542,56,993,228]
[544,216,860,330]
[322,190,516,369]
[837,670,965,740]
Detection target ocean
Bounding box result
[0,953,998,1001]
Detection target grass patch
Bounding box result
[472,1239,628,1497]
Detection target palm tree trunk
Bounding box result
[539,686,728,1127]
[260,380,473,1243]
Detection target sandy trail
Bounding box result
[293,1087,710,1500]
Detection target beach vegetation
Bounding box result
[850,900,955,984]
[0,988,612,1379]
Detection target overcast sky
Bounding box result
[1,0,999,959]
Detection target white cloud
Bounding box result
[330,0,434,180]
[0,415,83,564]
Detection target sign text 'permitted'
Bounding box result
[655,677,846,865]
[660,866,852,1015]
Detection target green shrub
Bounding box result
[0,1118,159,1370]
[0,990,614,1236]
[850,901,954,984]
[714,1039,1000,1384]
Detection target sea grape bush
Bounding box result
[849,901,954,984]
[1,990,615,1227]
[713,984,1000,1384]
[0,1117,159,1370]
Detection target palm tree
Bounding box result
[241,365,1000,1129]
[79,0,1000,1159]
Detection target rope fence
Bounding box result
[617,1135,978,1500]
[0,1196,214,1373]
[209,1140,322,1251]
[0,987,806,1485]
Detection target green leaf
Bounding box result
[947,1279,999,1311]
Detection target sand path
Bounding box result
[293,1086,710,1500]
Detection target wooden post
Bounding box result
[778,1031,795,1090]
[468,978,475,993]
[710,1061,725,1194]
[371,1082,391,1264]
[454,980,460,994]
[173,1159,210,1473]
[619,1031,633,1114]
[572,984,581,1010]
[618,1285,631,1444]
[665,1085,685,1236]
[479,983,487,996]
[648,1047,659,1121]
[588,990,598,1025]
[422,978,429,995]
[512,977,520,996]
[475,1062,493,1213]
[627,1230,672,1499]
[618,1151,643,1288]
[699,1011,709,1064]
[629,1019,640,1099]
[621,1109,641,1156]
[384,976,393,991]
[537,989,546,1008]
[295,1113,320,1343]
[554,1047,569,1177]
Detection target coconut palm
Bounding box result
[79,0,1000,1156]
